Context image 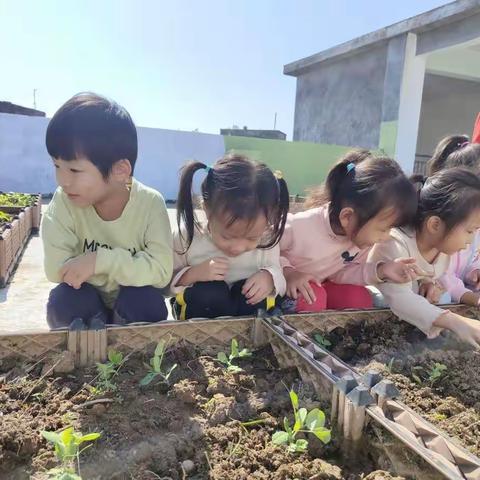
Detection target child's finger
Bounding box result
[213,257,229,266]
[248,291,265,305]
[242,277,255,295]
[299,283,316,304]
[397,257,417,265]
[246,283,261,299]
[288,285,298,300]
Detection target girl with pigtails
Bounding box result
[170,154,289,320]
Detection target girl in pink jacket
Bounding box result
[280,149,420,313]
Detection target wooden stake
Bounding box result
[331,386,339,422]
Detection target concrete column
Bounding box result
[395,33,426,173]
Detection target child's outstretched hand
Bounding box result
[284,268,321,305]
[466,269,480,290]
[434,312,480,349]
[60,252,97,289]
[377,258,432,284]
[242,270,274,305]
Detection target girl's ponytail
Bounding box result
[176,161,209,252]
[267,173,289,248]
[305,149,370,209]
[427,135,470,175]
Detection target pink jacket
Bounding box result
[279,205,380,285]
[439,230,480,302]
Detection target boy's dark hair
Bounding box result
[412,167,480,232]
[177,154,289,252]
[306,149,417,231]
[427,134,480,175]
[46,92,137,178]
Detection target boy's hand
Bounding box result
[466,269,480,290]
[242,270,275,305]
[60,252,97,289]
[284,268,320,305]
[377,258,431,283]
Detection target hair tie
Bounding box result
[274,170,283,180]
[204,165,213,174]
[346,162,355,174]
[459,141,470,148]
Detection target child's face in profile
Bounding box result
[437,209,480,255]
[350,207,397,249]
[53,157,110,207]
[207,212,268,257]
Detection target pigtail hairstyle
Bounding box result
[176,161,209,252]
[176,154,289,252]
[306,149,417,231]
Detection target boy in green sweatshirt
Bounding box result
[41,92,173,329]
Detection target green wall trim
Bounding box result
[378,121,398,158]
[223,136,351,196]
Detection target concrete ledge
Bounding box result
[284,0,480,76]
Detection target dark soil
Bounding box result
[321,318,480,457]
[0,343,407,480]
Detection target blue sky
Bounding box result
[1,0,448,138]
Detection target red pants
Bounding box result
[295,281,373,313]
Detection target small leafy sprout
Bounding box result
[313,333,331,349]
[411,366,424,385]
[385,357,396,374]
[41,426,101,479]
[431,412,447,422]
[428,363,447,385]
[140,340,177,386]
[217,338,251,373]
[94,349,124,393]
[272,390,331,453]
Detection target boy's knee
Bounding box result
[114,286,168,324]
[47,283,105,329]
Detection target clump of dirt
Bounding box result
[1,343,405,479]
[325,319,480,457]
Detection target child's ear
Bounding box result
[425,215,444,235]
[111,159,132,183]
[338,207,355,231]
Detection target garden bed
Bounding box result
[0,193,42,287]
[312,316,480,459]
[0,342,406,480]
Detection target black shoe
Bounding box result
[87,311,108,330]
[69,317,87,331]
[170,296,182,320]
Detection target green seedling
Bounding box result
[41,426,101,479]
[217,338,252,373]
[411,366,424,385]
[411,362,447,386]
[428,362,447,385]
[313,333,331,349]
[0,211,12,224]
[431,412,447,422]
[385,357,396,374]
[94,349,124,393]
[140,340,177,386]
[272,389,331,453]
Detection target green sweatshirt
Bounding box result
[41,178,173,308]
